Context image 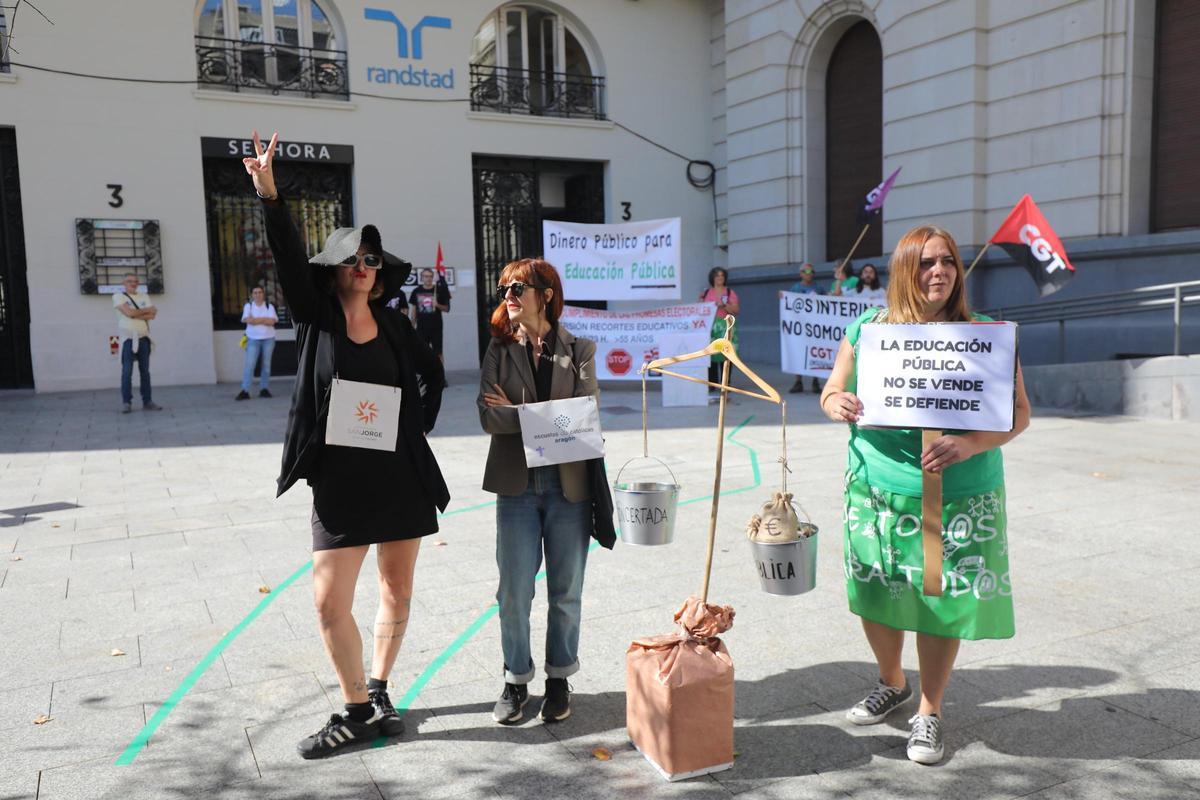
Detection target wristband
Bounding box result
[256,189,278,201]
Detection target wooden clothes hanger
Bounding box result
[641,316,782,404]
[639,314,781,603]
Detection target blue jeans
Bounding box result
[495,465,591,684]
[120,338,152,405]
[241,337,275,392]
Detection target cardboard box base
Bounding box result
[632,741,734,782]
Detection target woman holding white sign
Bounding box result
[479,258,609,726]
[820,224,1031,765]
[245,131,450,759]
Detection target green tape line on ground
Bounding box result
[114,559,314,765]
[117,415,760,763]
[114,499,497,765]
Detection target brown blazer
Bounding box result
[478,325,599,502]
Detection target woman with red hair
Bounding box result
[821,225,1031,765]
[477,258,603,725]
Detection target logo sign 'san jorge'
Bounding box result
[606,349,633,376]
[355,400,379,425]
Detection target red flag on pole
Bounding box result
[990,194,1075,297]
[434,242,451,309]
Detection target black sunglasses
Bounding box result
[340,253,382,269]
[497,281,547,298]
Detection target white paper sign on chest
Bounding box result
[856,321,1017,432]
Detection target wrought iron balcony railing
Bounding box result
[195,36,349,100]
[469,64,606,120]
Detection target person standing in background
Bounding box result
[831,261,859,296]
[409,268,450,385]
[787,263,826,394]
[699,267,740,386]
[236,285,278,400]
[853,263,887,305]
[114,273,163,413]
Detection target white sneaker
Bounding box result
[906,713,944,764]
[846,680,912,725]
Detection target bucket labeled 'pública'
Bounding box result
[748,526,818,595]
[613,458,680,546]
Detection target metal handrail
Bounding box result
[987,280,1200,358]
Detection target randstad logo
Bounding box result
[364,8,455,89]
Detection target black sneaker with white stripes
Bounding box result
[369,688,405,737]
[296,712,381,759]
[846,680,913,725]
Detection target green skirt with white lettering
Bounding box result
[843,472,1014,640]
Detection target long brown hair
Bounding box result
[489,258,564,342]
[884,225,970,322]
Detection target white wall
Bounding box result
[1,0,714,392]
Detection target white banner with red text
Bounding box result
[560,302,717,380]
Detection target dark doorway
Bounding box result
[0,127,32,389]
[471,156,604,359]
[825,20,883,261]
[1151,0,1200,231]
[201,152,353,376]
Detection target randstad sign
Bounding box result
[363,8,455,89]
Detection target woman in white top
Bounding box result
[237,285,279,400]
[853,263,887,306]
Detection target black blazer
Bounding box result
[262,197,449,512]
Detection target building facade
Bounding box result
[0,0,1196,393]
[0,0,714,392]
[709,0,1199,364]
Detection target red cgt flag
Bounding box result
[990,194,1075,297]
[435,241,446,278]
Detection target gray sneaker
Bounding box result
[143,402,163,411]
[846,680,912,725]
[492,682,529,725]
[906,713,944,764]
[121,403,132,414]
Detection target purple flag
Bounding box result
[858,167,902,222]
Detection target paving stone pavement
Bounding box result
[1,368,1199,800]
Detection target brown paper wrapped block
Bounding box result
[626,597,735,781]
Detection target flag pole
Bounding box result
[964,241,992,279]
[836,223,872,275]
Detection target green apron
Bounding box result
[710,316,738,363]
[843,472,1014,640]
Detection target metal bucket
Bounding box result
[748,527,819,595]
[613,458,680,546]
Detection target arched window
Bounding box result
[824,20,882,260]
[195,0,348,100]
[1151,0,1200,231]
[469,4,605,120]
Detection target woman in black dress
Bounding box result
[244,131,449,759]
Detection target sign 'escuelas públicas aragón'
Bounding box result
[543,218,681,301]
[855,322,1018,432]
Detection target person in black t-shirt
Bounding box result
[408,268,449,361]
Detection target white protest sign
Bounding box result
[560,303,716,380]
[544,218,681,300]
[518,396,606,467]
[855,322,1018,431]
[325,379,402,451]
[779,293,882,378]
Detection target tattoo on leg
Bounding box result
[374,619,409,627]
[375,633,407,640]
[353,678,367,692]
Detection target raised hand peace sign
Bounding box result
[242,130,279,200]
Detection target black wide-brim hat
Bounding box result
[308,224,412,301]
